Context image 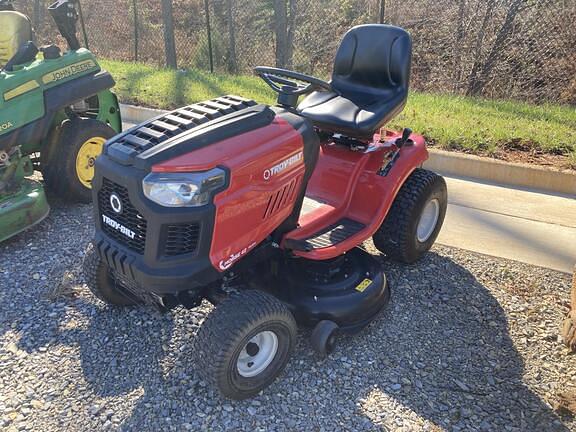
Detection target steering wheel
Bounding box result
[255,66,332,96]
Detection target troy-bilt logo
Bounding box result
[102,214,136,240]
[263,151,303,180]
[219,242,257,271]
[109,193,123,214]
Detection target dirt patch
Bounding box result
[429,141,576,172]
[491,147,575,171]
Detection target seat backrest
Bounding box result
[0,11,33,67]
[331,25,412,106]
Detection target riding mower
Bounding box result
[0,0,121,243]
[84,24,448,399]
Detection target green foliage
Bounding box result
[104,59,576,162]
[389,93,576,157]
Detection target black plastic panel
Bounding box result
[164,223,201,256]
[98,178,147,254]
[105,95,272,167]
[304,218,365,249]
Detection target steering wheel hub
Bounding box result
[254,66,333,108]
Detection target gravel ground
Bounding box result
[1,200,575,432]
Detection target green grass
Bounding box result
[103,59,576,167]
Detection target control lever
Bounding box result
[378,128,413,177]
[395,128,413,148]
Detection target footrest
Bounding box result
[302,218,365,250]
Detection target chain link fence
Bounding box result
[16,0,576,104]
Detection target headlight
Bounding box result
[142,168,226,207]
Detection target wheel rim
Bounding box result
[417,198,440,242]
[75,136,106,189]
[237,330,279,378]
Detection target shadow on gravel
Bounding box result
[354,251,569,431]
[6,245,568,431]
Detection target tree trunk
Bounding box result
[286,0,297,69]
[33,0,42,33]
[274,0,288,68]
[226,0,237,73]
[562,265,576,351]
[452,0,466,93]
[161,0,177,69]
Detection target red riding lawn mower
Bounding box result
[84,24,448,399]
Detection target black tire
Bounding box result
[373,168,447,263]
[311,320,339,357]
[82,243,139,306]
[194,290,297,400]
[42,118,117,204]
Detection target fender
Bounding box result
[0,70,116,152]
[284,131,429,261]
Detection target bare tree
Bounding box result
[286,0,297,69]
[466,0,495,95]
[273,0,288,68]
[467,0,527,96]
[452,0,466,92]
[226,0,237,73]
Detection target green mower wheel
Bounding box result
[42,118,116,203]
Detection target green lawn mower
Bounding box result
[0,0,121,243]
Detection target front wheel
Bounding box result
[193,290,297,400]
[82,243,139,306]
[373,168,447,263]
[42,118,117,203]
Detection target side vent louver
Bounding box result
[263,178,298,219]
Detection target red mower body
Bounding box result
[91,95,428,298]
[151,119,427,272]
[152,115,309,272]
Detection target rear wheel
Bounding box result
[194,290,297,400]
[373,168,447,263]
[82,243,138,306]
[42,118,116,203]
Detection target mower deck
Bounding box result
[0,179,49,243]
[269,247,390,331]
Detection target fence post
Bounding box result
[133,0,139,62]
[379,0,385,23]
[204,0,214,73]
[161,0,177,68]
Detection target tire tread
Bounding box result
[373,168,446,263]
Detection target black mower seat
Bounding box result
[298,24,412,139]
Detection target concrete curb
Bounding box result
[120,103,167,125]
[424,149,576,196]
[120,103,576,196]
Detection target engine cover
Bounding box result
[93,96,320,296]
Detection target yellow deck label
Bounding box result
[355,278,372,293]
[42,59,96,84]
[4,80,39,101]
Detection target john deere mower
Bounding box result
[84,25,448,399]
[0,0,121,243]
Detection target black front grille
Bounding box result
[164,223,200,256]
[98,178,147,254]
